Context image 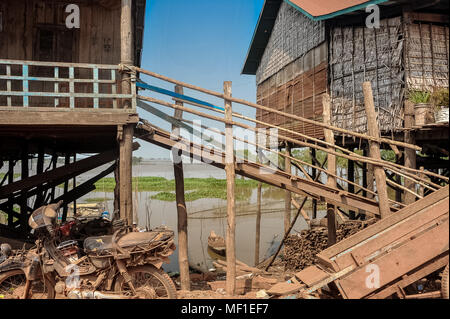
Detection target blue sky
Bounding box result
[135,0,265,159]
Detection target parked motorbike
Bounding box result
[1,202,177,299]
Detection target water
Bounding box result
[1,160,326,272]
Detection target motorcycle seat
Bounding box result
[83,230,173,253]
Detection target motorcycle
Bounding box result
[1,202,177,299]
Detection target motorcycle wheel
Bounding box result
[0,269,55,299]
[114,265,177,299]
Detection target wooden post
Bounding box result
[119,124,134,225]
[20,144,29,231]
[121,0,133,109]
[224,81,236,296]
[62,153,71,222]
[363,82,391,218]
[284,143,292,234]
[7,160,14,226]
[73,154,77,216]
[113,162,120,219]
[310,148,318,219]
[254,180,262,266]
[395,154,403,203]
[322,94,337,246]
[348,157,356,219]
[172,85,190,291]
[404,100,417,204]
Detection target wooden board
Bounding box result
[295,266,330,287]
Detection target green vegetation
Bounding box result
[408,90,431,104]
[431,88,449,109]
[93,176,266,202]
[83,197,112,203]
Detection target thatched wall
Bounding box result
[404,21,449,91]
[329,17,404,134]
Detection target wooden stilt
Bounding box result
[323,94,337,246]
[311,148,318,219]
[35,145,45,208]
[395,154,403,203]
[119,124,134,225]
[255,180,262,266]
[348,156,356,220]
[20,144,29,231]
[62,153,71,222]
[73,154,77,217]
[50,152,57,202]
[114,160,120,219]
[120,0,133,109]
[284,143,292,233]
[224,81,236,296]
[363,82,391,218]
[7,159,14,226]
[404,100,417,204]
[172,85,190,291]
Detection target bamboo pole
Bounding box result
[224,81,236,296]
[139,95,446,186]
[172,95,444,184]
[363,82,391,219]
[284,143,292,233]
[133,67,422,151]
[172,85,190,291]
[323,94,337,245]
[404,100,417,204]
[254,179,262,266]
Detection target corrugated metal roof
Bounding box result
[285,0,388,21]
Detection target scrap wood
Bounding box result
[267,281,305,296]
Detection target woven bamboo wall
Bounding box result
[256,44,327,141]
[404,21,449,91]
[329,17,404,134]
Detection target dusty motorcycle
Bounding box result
[1,202,177,299]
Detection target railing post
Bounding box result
[363,82,391,218]
[224,81,236,296]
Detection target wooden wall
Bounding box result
[256,43,327,141]
[0,0,122,64]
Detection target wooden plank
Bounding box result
[333,198,449,271]
[284,143,292,233]
[363,82,390,218]
[267,281,304,296]
[317,185,449,261]
[0,109,139,125]
[338,219,449,299]
[295,266,330,287]
[368,254,449,299]
[224,81,236,295]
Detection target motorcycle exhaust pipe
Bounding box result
[67,289,123,299]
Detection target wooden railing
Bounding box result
[0,59,136,110]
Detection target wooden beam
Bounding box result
[224,81,236,296]
[20,143,29,232]
[348,156,356,220]
[121,0,133,109]
[172,85,190,291]
[363,82,390,219]
[0,109,139,126]
[310,148,318,219]
[119,124,135,225]
[323,94,337,246]
[0,147,131,199]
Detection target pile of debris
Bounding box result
[283,219,377,271]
